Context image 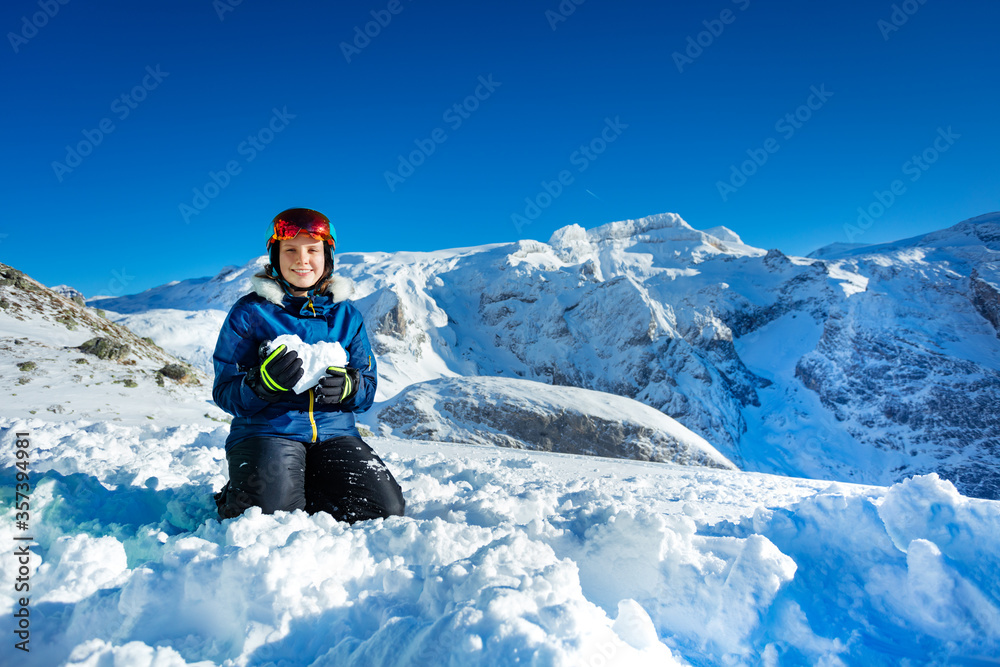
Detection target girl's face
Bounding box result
[278,232,326,295]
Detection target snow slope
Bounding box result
[107,308,228,379]
[89,260,268,314]
[0,263,225,427]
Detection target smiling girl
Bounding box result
[211,208,404,522]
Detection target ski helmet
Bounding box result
[266,208,337,251]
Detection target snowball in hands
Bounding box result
[266,334,348,394]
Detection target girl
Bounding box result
[212,208,404,522]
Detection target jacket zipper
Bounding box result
[308,388,318,442]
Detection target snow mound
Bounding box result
[3,415,999,665]
[734,474,1000,662]
[373,376,735,469]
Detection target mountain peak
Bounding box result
[51,284,85,301]
[588,212,693,242]
[547,212,764,266]
[548,212,692,248]
[703,226,745,245]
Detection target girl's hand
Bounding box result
[245,343,304,402]
[315,366,361,405]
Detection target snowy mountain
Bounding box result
[50,284,85,303]
[88,211,1000,500]
[789,213,1000,498]
[90,260,265,314]
[4,251,1000,665]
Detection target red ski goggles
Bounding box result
[267,209,337,249]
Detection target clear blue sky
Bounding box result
[2,0,998,297]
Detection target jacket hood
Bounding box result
[251,273,354,306]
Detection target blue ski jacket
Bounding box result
[212,275,377,450]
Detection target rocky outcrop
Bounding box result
[79,337,131,361]
[970,268,1000,336]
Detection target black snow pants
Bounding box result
[215,435,405,523]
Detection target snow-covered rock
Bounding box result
[790,215,1000,497]
[373,376,735,469]
[106,308,227,377]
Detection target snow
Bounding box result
[266,334,348,394]
[0,271,225,428]
[3,407,999,665]
[87,258,269,314]
[735,311,893,483]
[106,308,228,376]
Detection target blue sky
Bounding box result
[2,0,998,297]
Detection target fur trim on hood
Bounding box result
[251,272,354,306]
